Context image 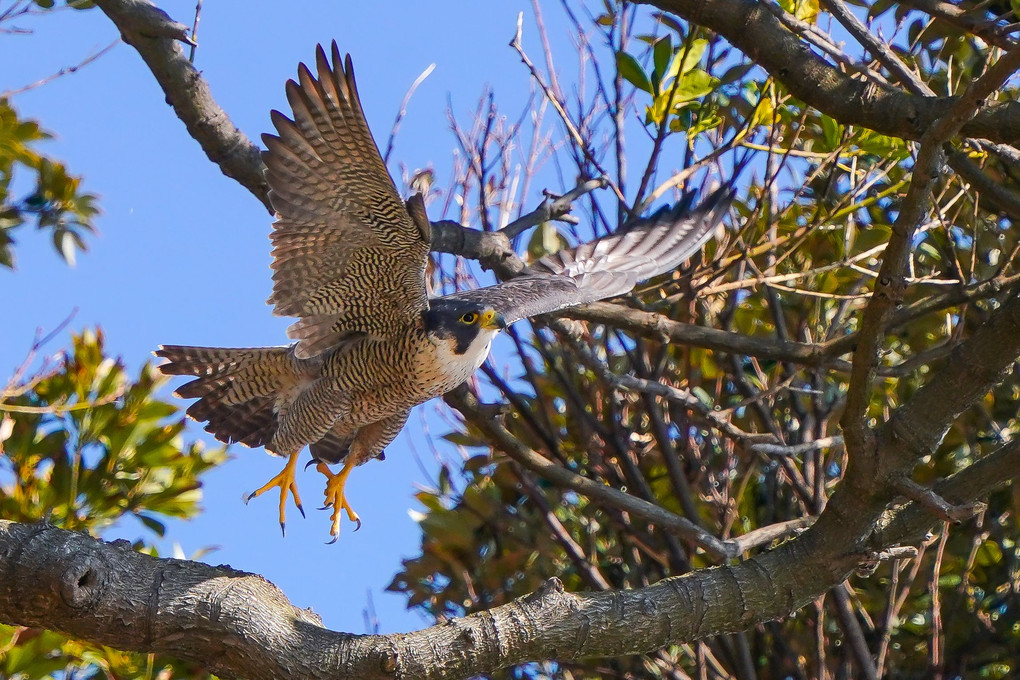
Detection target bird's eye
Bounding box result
[460,312,478,324]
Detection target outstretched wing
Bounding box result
[445,184,734,325]
[262,42,431,359]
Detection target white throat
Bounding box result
[430,327,499,389]
[462,327,498,371]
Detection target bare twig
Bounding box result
[445,385,735,558]
[749,436,843,458]
[2,40,119,97]
[830,584,878,680]
[2,309,78,400]
[819,0,933,96]
[500,177,607,238]
[930,523,950,680]
[514,466,612,590]
[383,63,436,165]
[895,478,987,523]
[510,12,626,204]
[188,0,201,63]
[728,517,816,554]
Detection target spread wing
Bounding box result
[262,42,431,359]
[444,183,734,325]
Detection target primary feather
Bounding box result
[447,182,734,326]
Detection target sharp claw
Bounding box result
[325,535,338,545]
[304,458,320,471]
[280,521,286,537]
[243,491,254,505]
[296,502,306,519]
[354,517,362,532]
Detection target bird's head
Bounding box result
[424,299,507,358]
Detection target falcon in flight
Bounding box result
[158,43,736,539]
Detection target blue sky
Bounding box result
[2,0,569,635]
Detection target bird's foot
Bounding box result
[316,461,361,542]
[245,451,305,536]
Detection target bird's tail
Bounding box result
[155,345,303,452]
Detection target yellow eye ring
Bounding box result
[460,312,478,324]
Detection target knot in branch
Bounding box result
[60,554,107,610]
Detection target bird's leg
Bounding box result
[245,451,305,535]
[317,460,361,541]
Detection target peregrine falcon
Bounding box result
[157,42,735,539]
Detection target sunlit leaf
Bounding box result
[616,51,653,94]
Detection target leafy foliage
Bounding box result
[392,2,1020,678]
[0,100,98,268]
[0,328,228,678]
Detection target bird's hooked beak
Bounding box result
[480,309,508,330]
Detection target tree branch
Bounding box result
[842,45,1020,480]
[4,418,1015,680]
[897,0,1019,50]
[646,0,1020,144]
[0,516,860,680]
[873,437,1020,549]
[443,385,736,559]
[499,177,608,239]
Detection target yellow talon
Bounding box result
[316,460,361,541]
[246,451,305,535]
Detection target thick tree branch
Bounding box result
[897,0,1019,50]
[873,438,1020,549]
[646,0,1020,144]
[0,516,855,680]
[949,150,1020,222]
[4,422,1015,680]
[880,290,1020,469]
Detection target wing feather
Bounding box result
[444,183,734,325]
[262,42,430,359]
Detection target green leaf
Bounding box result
[663,38,707,83]
[0,100,98,270]
[977,538,1003,566]
[820,114,843,150]
[136,513,167,537]
[687,111,723,138]
[673,68,715,101]
[651,36,673,93]
[616,51,652,94]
